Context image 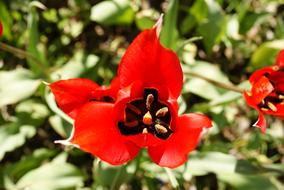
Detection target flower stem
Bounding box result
[110,165,125,190]
[0,42,49,79]
[165,168,179,189]
[184,71,244,93]
[0,42,43,66]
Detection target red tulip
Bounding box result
[244,50,284,133]
[0,20,3,36]
[49,77,120,119]
[51,17,212,168]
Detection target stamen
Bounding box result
[125,120,139,127]
[143,111,153,125]
[155,107,168,117]
[261,100,265,105]
[126,103,141,115]
[261,108,269,111]
[146,94,154,110]
[267,102,277,112]
[142,128,148,134]
[154,124,168,134]
[246,92,252,96]
[279,95,284,99]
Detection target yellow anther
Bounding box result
[155,107,169,117]
[279,95,284,99]
[146,94,154,110]
[267,102,277,112]
[154,124,168,134]
[143,111,153,125]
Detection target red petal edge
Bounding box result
[118,25,183,99]
[0,20,3,37]
[148,113,212,168]
[250,76,274,104]
[253,110,266,133]
[275,49,284,68]
[67,102,140,165]
[49,78,99,118]
[244,91,267,133]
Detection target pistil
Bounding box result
[143,111,153,125]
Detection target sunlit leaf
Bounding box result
[160,0,179,50]
[16,153,84,190]
[197,0,227,53]
[0,123,36,161]
[90,0,135,25]
[27,2,48,73]
[0,68,40,107]
[250,40,284,70]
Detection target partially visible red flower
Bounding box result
[0,20,3,37]
[57,17,212,168]
[244,50,284,133]
[49,77,120,119]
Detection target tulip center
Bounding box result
[118,88,173,140]
[257,93,284,112]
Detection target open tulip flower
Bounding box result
[244,50,284,133]
[49,17,212,168]
[0,20,3,37]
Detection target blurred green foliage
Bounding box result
[0,0,284,189]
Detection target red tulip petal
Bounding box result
[0,20,3,36]
[49,78,99,118]
[251,76,274,104]
[244,91,267,133]
[249,67,274,84]
[118,27,183,98]
[275,49,284,68]
[148,113,212,168]
[253,110,266,133]
[270,71,284,84]
[243,91,256,108]
[70,102,140,165]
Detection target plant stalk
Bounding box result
[184,71,245,93]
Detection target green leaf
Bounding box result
[0,1,12,39]
[27,2,48,74]
[190,0,208,23]
[49,115,72,138]
[249,40,284,70]
[16,154,84,190]
[197,0,227,53]
[15,100,50,127]
[185,151,238,177]
[135,13,156,31]
[93,161,134,188]
[209,81,250,106]
[4,148,57,182]
[0,123,36,161]
[51,52,85,80]
[183,61,231,100]
[160,0,179,50]
[0,68,40,107]
[219,173,278,190]
[184,151,279,190]
[239,12,269,35]
[90,0,135,25]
